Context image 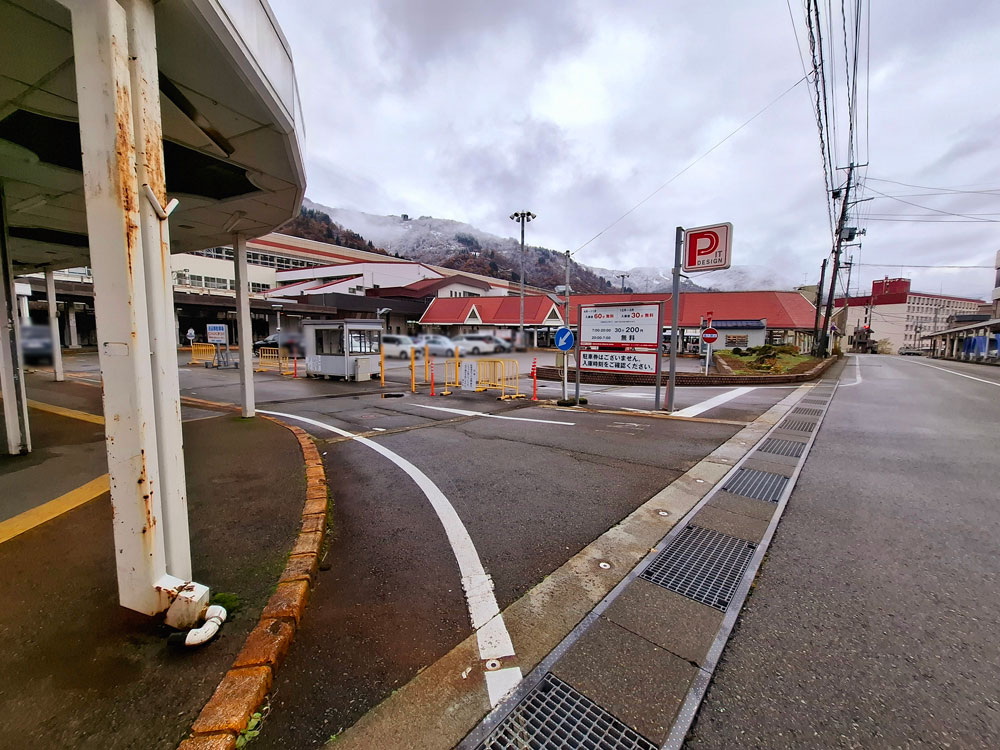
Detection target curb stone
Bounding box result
[178,411,330,749]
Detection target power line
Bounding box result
[865,176,1000,195]
[854,262,993,269]
[865,186,997,221]
[570,74,809,257]
[864,217,999,223]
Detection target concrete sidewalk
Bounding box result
[0,385,307,750]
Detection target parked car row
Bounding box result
[249,331,515,360]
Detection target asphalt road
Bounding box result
[686,355,1000,749]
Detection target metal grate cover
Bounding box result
[791,407,824,417]
[757,437,806,458]
[780,418,816,432]
[723,468,789,502]
[640,525,756,610]
[476,673,657,750]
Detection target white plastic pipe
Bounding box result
[183,604,227,647]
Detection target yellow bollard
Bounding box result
[380,345,385,387]
[410,347,416,393]
[423,344,429,383]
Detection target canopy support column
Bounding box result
[0,183,30,454]
[233,233,255,418]
[45,271,64,382]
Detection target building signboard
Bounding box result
[580,304,660,347]
[206,323,228,344]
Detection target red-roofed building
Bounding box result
[421,290,819,350]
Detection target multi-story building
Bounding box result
[835,278,983,354]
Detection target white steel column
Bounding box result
[0,184,31,454]
[69,0,205,619]
[45,271,64,382]
[233,234,255,418]
[125,0,192,581]
[67,303,80,347]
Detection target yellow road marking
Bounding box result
[26,399,104,425]
[0,474,110,544]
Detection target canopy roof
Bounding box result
[0,0,305,273]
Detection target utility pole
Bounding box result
[821,164,854,355]
[509,211,536,349]
[811,258,828,356]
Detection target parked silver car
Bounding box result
[381,334,421,359]
[453,333,511,354]
[415,334,466,357]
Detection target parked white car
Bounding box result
[415,334,466,357]
[381,334,421,359]
[453,333,512,354]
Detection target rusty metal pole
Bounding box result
[70,0,206,620]
[126,0,194,585]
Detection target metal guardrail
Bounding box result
[189,343,216,365]
[255,346,291,374]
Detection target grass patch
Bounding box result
[209,591,242,613]
[715,348,822,375]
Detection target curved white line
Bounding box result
[839,355,863,387]
[258,409,521,705]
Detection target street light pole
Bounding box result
[510,211,535,349]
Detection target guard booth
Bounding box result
[302,319,383,382]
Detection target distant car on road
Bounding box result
[415,334,466,357]
[897,347,924,356]
[381,334,421,359]
[253,332,302,356]
[20,325,53,365]
[453,333,511,354]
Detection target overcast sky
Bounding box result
[270,0,1000,300]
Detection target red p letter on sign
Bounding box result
[682,222,732,272]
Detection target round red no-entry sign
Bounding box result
[702,327,719,344]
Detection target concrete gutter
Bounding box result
[329,383,814,749]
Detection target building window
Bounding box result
[725,334,748,347]
[348,330,378,354]
[249,282,271,293]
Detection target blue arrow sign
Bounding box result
[555,327,575,351]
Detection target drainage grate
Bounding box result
[722,468,789,502]
[791,407,824,417]
[780,418,816,432]
[757,437,806,458]
[801,398,827,404]
[640,525,756,610]
[476,673,657,750]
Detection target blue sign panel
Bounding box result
[555,327,575,351]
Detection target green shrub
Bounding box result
[774,344,799,355]
[731,347,743,356]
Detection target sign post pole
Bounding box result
[574,305,582,405]
[653,301,664,410]
[666,226,682,411]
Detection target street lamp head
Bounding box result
[527,212,536,221]
[509,213,518,221]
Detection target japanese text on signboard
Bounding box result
[580,304,660,347]
[580,351,657,373]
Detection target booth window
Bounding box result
[317,329,343,355]
[349,330,379,354]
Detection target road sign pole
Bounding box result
[574,305,582,405]
[705,341,712,375]
[666,226,682,411]
[654,301,664,410]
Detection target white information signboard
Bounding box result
[580,350,657,374]
[206,324,228,344]
[580,304,660,347]
[460,361,478,391]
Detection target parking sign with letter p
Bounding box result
[683,222,732,272]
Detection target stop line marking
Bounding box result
[672,387,755,417]
[258,409,522,706]
[413,404,574,425]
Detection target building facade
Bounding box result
[836,278,983,354]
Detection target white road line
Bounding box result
[672,387,755,417]
[839,355,863,387]
[900,359,1000,388]
[257,410,522,705]
[413,403,575,425]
